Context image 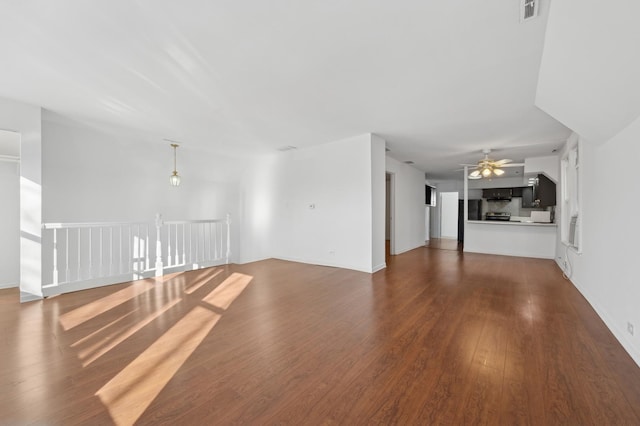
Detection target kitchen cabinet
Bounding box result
[522,186,535,208]
[523,175,556,208]
[482,187,512,200]
[536,174,556,207]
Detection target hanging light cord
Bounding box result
[172,144,178,174]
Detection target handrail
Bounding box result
[164,218,226,225]
[40,213,231,295]
[43,221,149,229]
[43,218,227,229]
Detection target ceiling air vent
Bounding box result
[404,160,414,165]
[277,145,297,152]
[520,0,539,22]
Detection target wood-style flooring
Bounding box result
[2,247,640,425]
[426,237,462,251]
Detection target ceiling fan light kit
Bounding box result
[464,149,521,179]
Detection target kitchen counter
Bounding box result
[467,220,557,227]
[464,220,557,259]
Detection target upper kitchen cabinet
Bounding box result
[537,174,556,207]
[482,187,512,200]
[524,174,556,208]
[521,186,535,208]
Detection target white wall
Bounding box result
[385,157,426,254]
[42,111,242,223]
[0,160,19,288]
[555,118,640,367]
[238,133,385,272]
[538,0,640,366]
[263,134,379,273]
[237,153,281,264]
[0,97,42,300]
[41,111,244,262]
[524,155,559,182]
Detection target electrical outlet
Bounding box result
[628,322,635,336]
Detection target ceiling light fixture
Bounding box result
[462,149,522,180]
[169,143,181,186]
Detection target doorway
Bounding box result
[0,130,21,289]
[385,172,395,259]
[439,192,459,239]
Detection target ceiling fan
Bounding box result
[461,149,524,179]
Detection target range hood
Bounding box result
[483,188,512,201]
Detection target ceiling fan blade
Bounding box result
[493,159,513,166]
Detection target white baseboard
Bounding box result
[274,256,374,274]
[0,282,18,290]
[371,263,386,273]
[464,247,555,259]
[20,291,43,303]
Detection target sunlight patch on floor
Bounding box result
[59,281,154,330]
[96,305,221,425]
[76,298,182,367]
[96,271,253,425]
[202,272,252,310]
[184,268,222,295]
[71,310,139,349]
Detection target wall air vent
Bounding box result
[520,0,538,22]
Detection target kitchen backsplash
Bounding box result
[482,197,545,218]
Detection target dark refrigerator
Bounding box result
[458,199,482,243]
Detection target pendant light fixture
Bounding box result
[169,142,181,186]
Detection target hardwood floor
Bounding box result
[2,247,640,425]
[425,237,462,251]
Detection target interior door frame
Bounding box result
[386,172,396,255]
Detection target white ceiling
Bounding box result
[0,1,570,179]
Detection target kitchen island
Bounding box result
[464,220,557,259]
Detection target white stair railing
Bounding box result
[41,214,231,296]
